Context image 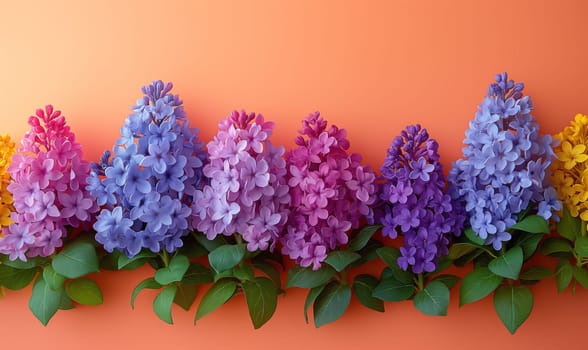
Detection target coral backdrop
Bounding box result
[1,0,587,348]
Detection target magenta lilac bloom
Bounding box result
[192,110,290,252]
[377,125,464,273]
[0,106,98,261]
[281,112,377,270]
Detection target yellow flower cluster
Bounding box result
[552,114,588,224]
[0,134,15,235]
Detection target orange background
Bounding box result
[1,0,587,348]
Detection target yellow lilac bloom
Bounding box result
[0,134,16,236]
[552,114,588,229]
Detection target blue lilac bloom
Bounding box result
[377,125,464,273]
[448,73,561,250]
[87,81,206,257]
[281,112,377,270]
[191,110,290,252]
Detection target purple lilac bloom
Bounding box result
[88,81,207,258]
[377,125,464,274]
[192,110,290,253]
[281,112,377,270]
[448,73,561,250]
[0,106,98,260]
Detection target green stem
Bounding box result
[582,222,587,238]
[417,273,424,291]
[161,250,170,268]
[340,269,348,286]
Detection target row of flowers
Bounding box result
[0,73,585,334]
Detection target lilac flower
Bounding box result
[448,73,561,250]
[88,81,206,258]
[192,110,290,252]
[376,124,464,274]
[281,112,377,270]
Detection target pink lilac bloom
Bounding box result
[0,106,98,261]
[281,112,377,270]
[192,110,290,252]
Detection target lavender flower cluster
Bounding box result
[448,73,560,250]
[192,110,290,252]
[280,112,377,270]
[87,81,206,257]
[378,125,464,273]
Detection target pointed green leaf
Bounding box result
[556,207,581,241]
[573,266,588,289]
[464,227,486,245]
[313,282,351,328]
[233,263,255,281]
[194,234,226,252]
[541,237,572,256]
[195,279,238,322]
[555,259,573,293]
[43,266,66,290]
[0,264,37,290]
[376,247,413,284]
[178,239,208,258]
[510,215,549,234]
[448,243,478,260]
[517,233,543,260]
[58,294,74,310]
[253,262,282,289]
[352,274,384,312]
[153,285,178,324]
[117,251,155,270]
[460,267,503,306]
[286,265,336,289]
[575,236,588,258]
[372,277,414,302]
[52,241,99,279]
[488,246,523,280]
[324,251,361,272]
[431,274,460,289]
[65,278,103,305]
[414,280,450,316]
[493,285,533,334]
[304,284,327,323]
[182,262,214,286]
[2,256,47,269]
[154,254,190,285]
[519,266,552,281]
[208,244,247,273]
[131,277,162,309]
[242,277,278,329]
[29,276,63,326]
[347,225,381,251]
[173,284,198,311]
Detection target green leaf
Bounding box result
[555,260,573,293]
[65,278,103,305]
[493,285,533,334]
[195,279,238,322]
[376,247,413,284]
[510,215,549,234]
[557,207,581,241]
[182,262,214,286]
[29,276,63,326]
[488,246,523,280]
[233,263,255,281]
[131,277,162,309]
[464,227,486,245]
[99,250,121,271]
[448,243,478,260]
[208,244,247,274]
[352,274,384,312]
[372,277,414,302]
[517,233,543,260]
[304,285,327,323]
[0,264,37,290]
[519,266,552,281]
[575,236,588,258]
[413,280,450,316]
[460,267,503,306]
[324,251,361,272]
[58,294,74,310]
[541,237,573,256]
[194,234,226,252]
[178,239,208,258]
[242,277,278,329]
[52,241,99,279]
[154,255,190,285]
[43,266,66,290]
[431,257,453,275]
[153,285,178,324]
[347,225,381,251]
[573,266,588,289]
[431,274,460,289]
[117,251,155,270]
[173,284,198,311]
[2,256,46,269]
[313,282,351,328]
[253,262,282,289]
[286,265,336,289]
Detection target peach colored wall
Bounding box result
[1,0,587,348]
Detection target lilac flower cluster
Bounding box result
[192,111,290,252]
[0,106,98,261]
[88,81,206,257]
[281,112,376,270]
[448,73,561,250]
[377,125,464,273]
